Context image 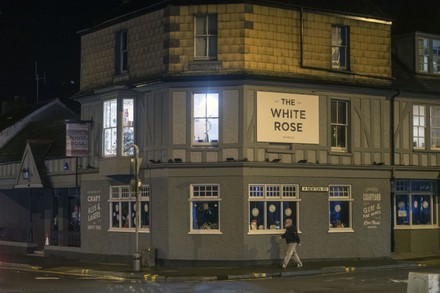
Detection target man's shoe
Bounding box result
[297,263,303,268]
[282,264,287,269]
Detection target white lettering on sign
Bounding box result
[362,188,382,229]
[87,190,102,230]
[301,186,329,192]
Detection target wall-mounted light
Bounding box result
[174,158,183,163]
[64,162,69,170]
[297,159,307,163]
[272,158,281,163]
[226,157,235,162]
[21,168,30,180]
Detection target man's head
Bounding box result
[285,218,293,227]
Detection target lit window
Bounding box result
[248,184,300,234]
[116,30,128,74]
[103,99,117,156]
[102,98,135,157]
[332,25,349,70]
[193,93,219,146]
[329,185,352,231]
[331,99,349,151]
[413,105,426,149]
[194,14,217,60]
[412,105,440,150]
[109,185,150,231]
[190,184,220,233]
[416,36,440,74]
[394,180,437,227]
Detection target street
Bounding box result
[1,264,438,293]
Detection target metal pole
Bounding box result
[124,143,140,271]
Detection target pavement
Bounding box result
[0,251,438,282]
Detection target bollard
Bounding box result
[407,272,440,293]
[133,252,140,272]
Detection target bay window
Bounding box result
[102,98,135,157]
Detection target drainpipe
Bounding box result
[388,89,400,254]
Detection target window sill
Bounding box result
[188,230,222,235]
[188,60,221,71]
[108,228,150,233]
[328,228,354,233]
[393,225,439,230]
[329,150,352,156]
[248,230,284,235]
[113,72,129,83]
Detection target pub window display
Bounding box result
[328,185,352,230]
[109,185,150,231]
[190,184,220,233]
[394,180,437,227]
[248,184,300,233]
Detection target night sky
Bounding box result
[0,0,439,106]
[0,0,122,104]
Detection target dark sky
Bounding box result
[0,0,439,106]
[0,0,122,104]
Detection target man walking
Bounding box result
[280,218,302,269]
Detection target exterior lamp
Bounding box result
[22,168,30,180]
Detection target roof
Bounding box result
[0,119,70,164]
[392,55,440,96]
[80,0,390,34]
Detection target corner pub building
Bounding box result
[69,0,440,265]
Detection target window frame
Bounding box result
[412,104,440,151]
[115,30,128,74]
[331,25,350,70]
[189,184,221,234]
[102,98,135,157]
[248,184,301,235]
[416,34,440,75]
[328,185,353,232]
[192,92,220,147]
[194,14,218,60]
[330,99,349,152]
[393,180,438,229]
[108,185,150,232]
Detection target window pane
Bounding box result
[195,37,207,57]
[195,16,206,35]
[396,194,409,225]
[192,201,219,230]
[208,36,217,58]
[140,201,149,228]
[266,201,282,230]
[206,93,219,117]
[194,94,207,117]
[208,15,217,34]
[412,195,431,225]
[329,201,350,228]
[337,102,347,124]
[250,201,265,230]
[121,202,129,228]
[206,118,219,142]
[282,201,297,228]
[111,202,120,228]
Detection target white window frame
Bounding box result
[102,98,135,157]
[331,99,349,152]
[416,34,440,74]
[328,185,353,232]
[412,104,440,151]
[189,184,221,234]
[192,92,219,147]
[109,185,150,232]
[332,25,349,70]
[248,184,300,235]
[393,180,438,229]
[116,30,128,74]
[194,14,218,60]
